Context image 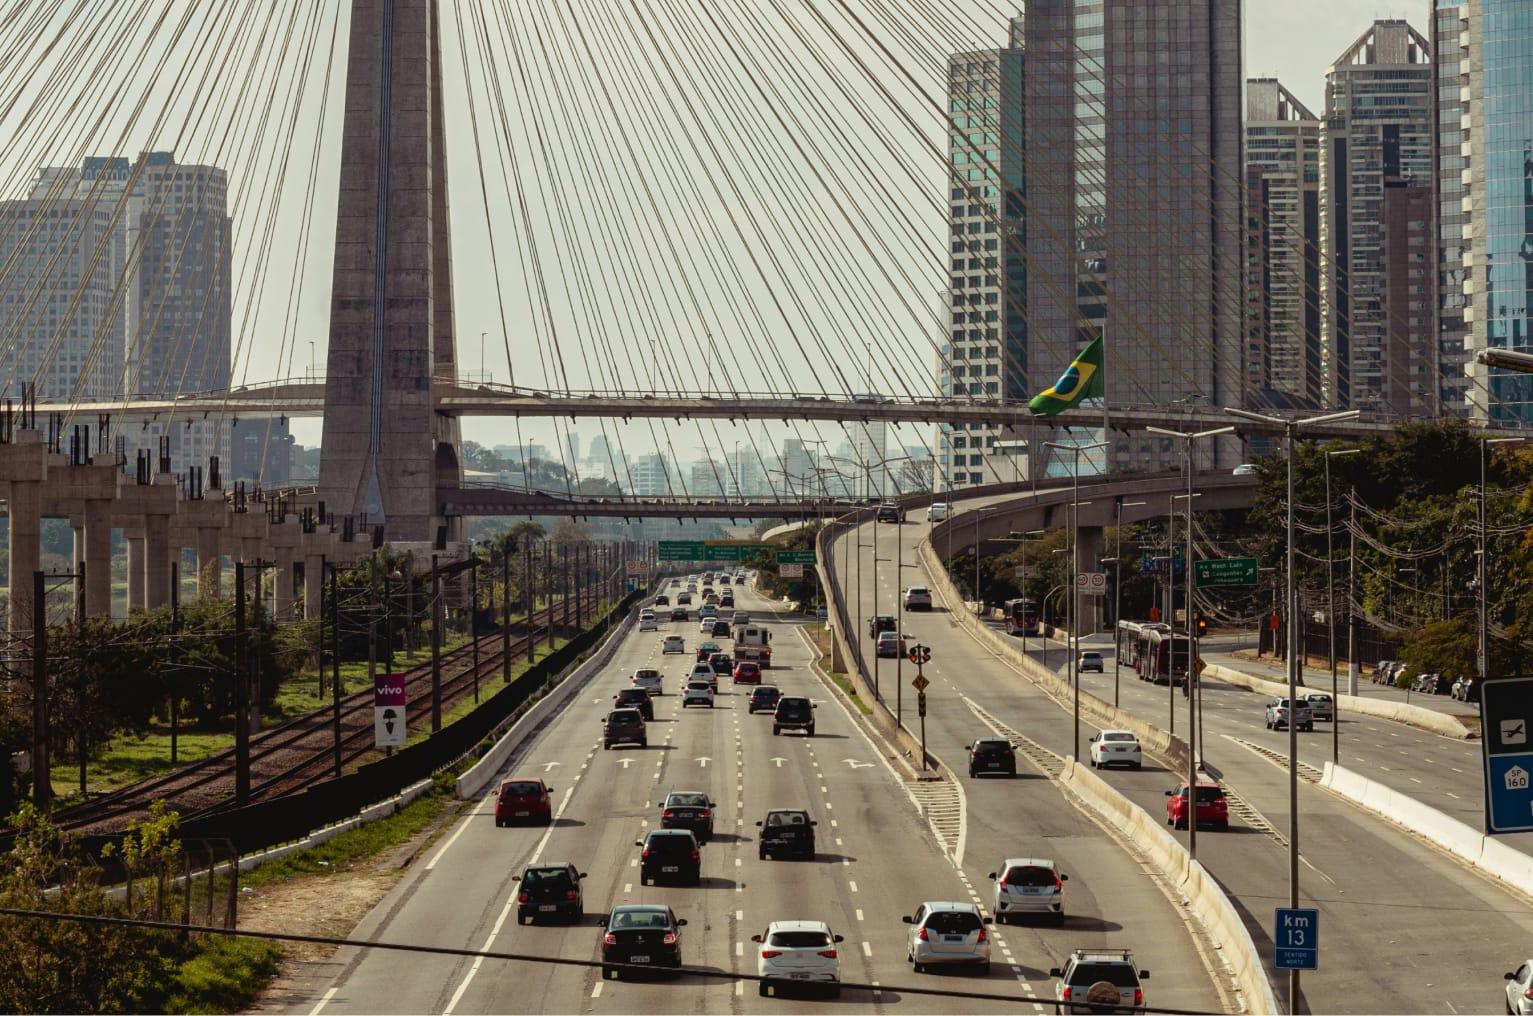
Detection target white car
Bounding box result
[631,669,663,695]
[1088,730,1142,770]
[639,611,658,632]
[1505,961,1533,1015]
[903,586,933,611]
[754,920,843,997]
[1304,693,1335,722]
[682,680,715,708]
[905,901,992,973]
[689,662,718,689]
[662,635,685,654]
[927,502,950,522]
[1079,650,1103,673]
[1232,463,1258,476]
[700,617,718,634]
[988,858,1067,924]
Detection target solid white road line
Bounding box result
[424,790,495,871]
[307,986,339,1016]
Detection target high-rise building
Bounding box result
[631,453,670,497]
[1245,79,1323,406]
[1432,2,1472,417]
[1379,177,1439,415]
[564,430,580,466]
[850,418,889,498]
[1461,0,1533,423]
[230,418,294,486]
[780,438,816,496]
[1320,21,1435,412]
[689,459,724,497]
[725,446,767,498]
[0,152,232,476]
[939,19,1025,491]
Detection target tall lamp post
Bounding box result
[1323,447,1360,765]
[1148,424,1233,860]
[1103,499,1146,708]
[1227,407,1358,1015]
[1480,437,1526,693]
[1044,439,1108,761]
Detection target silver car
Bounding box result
[1265,697,1313,731]
[1505,960,1533,1015]
[1304,693,1335,722]
[988,858,1067,924]
[904,901,992,974]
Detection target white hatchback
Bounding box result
[1088,730,1142,770]
[639,611,658,632]
[754,920,843,997]
[904,901,992,973]
[661,635,685,654]
[927,501,950,521]
[682,680,715,708]
[989,857,1067,924]
[631,669,663,695]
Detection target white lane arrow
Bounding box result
[770,757,787,768]
[696,757,712,768]
[843,759,873,769]
[542,762,561,772]
[620,758,636,769]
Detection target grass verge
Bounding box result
[806,625,873,715]
[167,936,285,1015]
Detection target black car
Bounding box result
[661,791,716,842]
[654,594,670,607]
[670,607,688,621]
[757,809,816,860]
[514,862,585,924]
[868,613,896,638]
[720,593,734,608]
[636,829,701,885]
[968,737,1017,777]
[604,708,648,749]
[613,687,655,720]
[734,575,746,584]
[711,620,731,639]
[773,696,817,737]
[600,904,686,979]
[875,503,901,523]
[708,652,733,676]
[677,592,693,605]
[748,685,782,714]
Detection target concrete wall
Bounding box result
[1202,663,1475,740]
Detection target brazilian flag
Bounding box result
[1028,336,1104,416]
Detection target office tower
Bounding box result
[1461,0,1533,423]
[1432,2,1472,416]
[631,453,670,497]
[230,418,294,486]
[779,438,815,497]
[564,431,581,465]
[689,459,724,497]
[1320,21,1435,412]
[850,419,889,498]
[725,446,766,498]
[939,17,1025,490]
[1245,79,1323,407]
[1379,178,1439,415]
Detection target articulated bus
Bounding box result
[1003,597,1041,636]
[1117,620,1165,672]
[1140,628,1193,686]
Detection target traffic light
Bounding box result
[1195,616,1209,637]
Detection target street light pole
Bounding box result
[1227,406,1358,1015]
[1108,499,1146,708]
[1323,448,1359,765]
[1045,440,1107,761]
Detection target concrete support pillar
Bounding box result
[83,499,111,618]
[274,552,295,620]
[126,534,146,613]
[197,527,222,600]
[304,554,325,620]
[144,514,171,611]
[7,475,41,644]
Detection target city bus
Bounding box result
[1116,620,1151,669]
[1141,628,1193,686]
[1003,597,1041,636]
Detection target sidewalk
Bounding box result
[1209,642,1478,721]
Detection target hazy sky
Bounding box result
[0,0,1434,487]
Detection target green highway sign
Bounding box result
[1194,556,1259,588]
[658,540,774,562]
[777,549,818,565]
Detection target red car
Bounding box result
[1164,779,1229,831]
[732,661,762,685]
[496,777,553,827]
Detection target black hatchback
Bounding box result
[601,904,686,979]
[514,862,585,924]
[661,791,715,842]
[757,809,816,860]
[773,696,816,737]
[636,829,701,885]
[604,708,647,749]
[968,737,1017,777]
[613,687,655,720]
[748,685,782,714]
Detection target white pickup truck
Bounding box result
[733,624,772,668]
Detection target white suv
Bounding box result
[988,858,1067,924]
[904,901,992,973]
[1051,949,1148,1014]
[631,669,663,695]
[682,680,715,708]
[1265,697,1314,731]
[927,502,950,522]
[639,611,658,631]
[903,586,933,611]
[753,920,843,997]
[662,635,685,654]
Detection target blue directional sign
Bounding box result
[1274,908,1318,970]
[1481,677,1533,834]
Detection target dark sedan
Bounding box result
[600,904,686,979]
[661,791,715,842]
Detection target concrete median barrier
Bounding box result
[1320,761,1533,899]
[1061,759,1280,1015]
[456,609,638,800]
[1203,663,1474,740]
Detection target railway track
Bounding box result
[53,595,603,834]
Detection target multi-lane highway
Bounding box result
[835,510,1533,1014]
[290,580,1221,1014]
